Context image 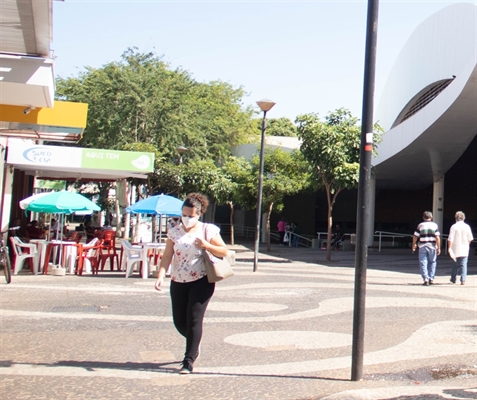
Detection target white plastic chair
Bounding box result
[10,237,39,275]
[121,240,146,278]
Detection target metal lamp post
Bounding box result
[253,99,276,272]
[176,146,188,165]
[174,145,188,199]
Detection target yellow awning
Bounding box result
[0,101,88,143]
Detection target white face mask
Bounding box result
[182,216,199,229]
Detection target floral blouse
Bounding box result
[167,222,220,283]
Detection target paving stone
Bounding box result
[0,245,475,399]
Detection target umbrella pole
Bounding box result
[55,214,60,241]
[158,215,161,243]
[58,214,64,268]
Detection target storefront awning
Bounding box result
[6,139,155,181]
[0,55,55,108]
[0,101,88,143]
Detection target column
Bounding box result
[1,164,14,232]
[261,212,267,243]
[432,175,444,231]
[0,140,6,231]
[367,174,376,247]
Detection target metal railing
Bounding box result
[215,223,315,247]
[374,231,412,252]
[373,231,477,254]
[285,232,314,248]
[215,224,476,253]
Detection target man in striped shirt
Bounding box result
[412,211,441,286]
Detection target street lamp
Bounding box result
[176,146,188,165]
[253,99,276,272]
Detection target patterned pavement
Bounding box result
[0,244,476,399]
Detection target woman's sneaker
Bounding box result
[179,360,193,374]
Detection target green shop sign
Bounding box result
[81,149,154,172]
[7,139,155,174]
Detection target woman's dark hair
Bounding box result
[183,193,209,215]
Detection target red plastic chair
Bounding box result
[64,231,83,243]
[98,230,119,271]
[75,238,103,275]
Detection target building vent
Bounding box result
[392,78,454,128]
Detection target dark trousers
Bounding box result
[170,276,215,362]
[279,231,285,244]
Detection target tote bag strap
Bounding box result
[201,222,210,243]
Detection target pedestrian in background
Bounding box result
[154,193,227,374]
[330,224,344,250]
[277,217,287,246]
[412,211,441,286]
[448,211,473,285]
[291,222,301,247]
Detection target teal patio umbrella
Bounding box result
[23,191,101,214]
[21,191,101,267]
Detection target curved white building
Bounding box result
[373,3,477,230]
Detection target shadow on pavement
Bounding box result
[0,360,350,382]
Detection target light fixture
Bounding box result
[176,146,188,155]
[256,99,276,112]
[176,146,188,165]
[23,106,35,115]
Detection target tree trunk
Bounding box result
[115,199,121,238]
[134,213,141,243]
[228,201,234,245]
[325,187,341,261]
[266,202,273,252]
[326,202,333,261]
[123,213,130,239]
[212,201,216,223]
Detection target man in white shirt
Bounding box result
[448,211,474,285]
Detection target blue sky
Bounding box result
[52,1,476,121]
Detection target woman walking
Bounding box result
[155,193,227,374]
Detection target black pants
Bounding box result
[170,276,215,362]
[279,231,285,244]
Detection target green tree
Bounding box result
[254,148,310,251]
[147,162,183,198]
[217,156,256,245]
[296,108,380,261]
[207,167,237,244]
[56,48,254,162]
[252,117,297,137]
[180,159,219,198]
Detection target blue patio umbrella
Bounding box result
[126,194,183,216]
[126,194,183,243]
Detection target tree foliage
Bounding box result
[56,48,254,163]
[296,108,368,260]
[252,117,297,137]
[255,149,310,250]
